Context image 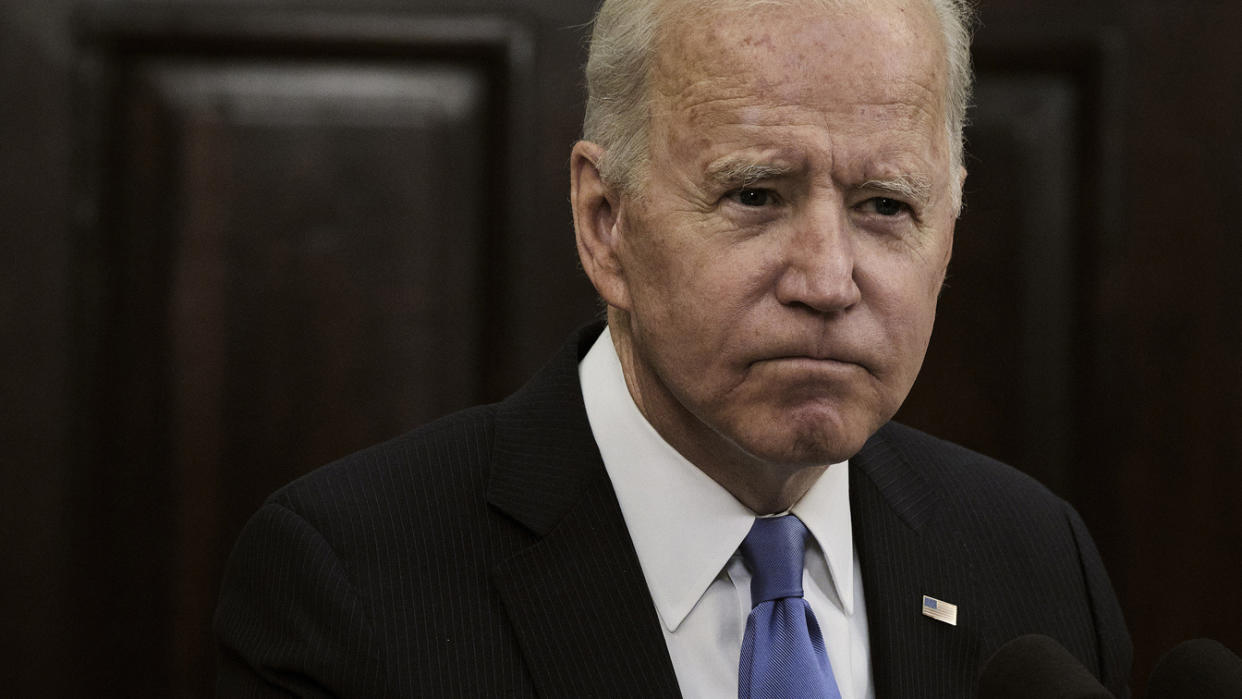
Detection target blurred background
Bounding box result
[1,0,1238,695]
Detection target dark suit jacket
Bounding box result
[215,323,1132,697]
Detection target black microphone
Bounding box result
[977,634,1114,699]
[1147,638,1242,699]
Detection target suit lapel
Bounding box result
[851,424,984,697]
[485,324,680,698]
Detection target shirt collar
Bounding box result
[579,326,855,631]
[791,459,855,616]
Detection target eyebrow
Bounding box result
[858,175,934,203]
[704,155,935,203]
[704,157,798,189]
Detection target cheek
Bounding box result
[906,271,947,372]
[865,255,946,358]
[623,212,739,308]
[907,271,945,341]
[898,230,954,310]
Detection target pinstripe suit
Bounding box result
[214,323,1131,697]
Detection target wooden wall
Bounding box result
[1,0,1238,695]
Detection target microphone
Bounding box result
[1147,638,1242,699]
[977,634,1114,699]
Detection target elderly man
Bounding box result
[215,0,1132,696]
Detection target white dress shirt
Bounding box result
[580,327,874,699]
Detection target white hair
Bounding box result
[582,0,976,208]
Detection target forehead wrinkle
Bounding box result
[646,0,955,201]
[653,2,950,122]
[659,75,946,151]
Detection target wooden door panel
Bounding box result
[72,8,535,693]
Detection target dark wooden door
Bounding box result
[2,0,1239,696]
[68,9,548,694]
[6,2,602,695]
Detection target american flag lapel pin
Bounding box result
[922,595,958,626]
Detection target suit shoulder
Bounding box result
[267,403,500,527]
[878,421,1060,493]
[873,421,1070,514]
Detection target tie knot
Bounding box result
[740,515,809,607]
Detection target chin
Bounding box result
[789,431,862,464]
[741,411,877,467]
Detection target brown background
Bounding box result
[2,0,1239,696]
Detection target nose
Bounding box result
[774,203,861,313]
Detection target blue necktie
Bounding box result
[738,515,842,699]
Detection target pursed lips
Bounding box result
[754,353,864,369]
[749,351,878,379]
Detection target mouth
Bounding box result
[751,354,876,379]
[755,355,862,369]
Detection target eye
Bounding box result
[867,197,909,216]
[729,187,774,207]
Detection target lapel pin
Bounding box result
[922,595,958,626]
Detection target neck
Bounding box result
[713,463,828,514]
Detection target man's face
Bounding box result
[602,0,959,471]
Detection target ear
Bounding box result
[570,140,632,310]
